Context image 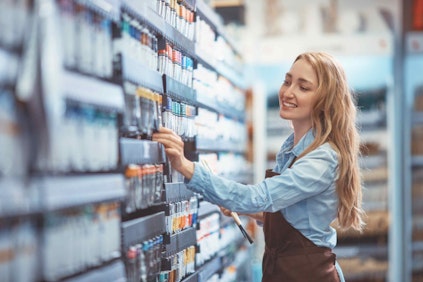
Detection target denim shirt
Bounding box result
[186,129,339,249]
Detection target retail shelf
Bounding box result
[414,241,423,253]
[196,137,246,153]
[162,182,195,203]
[413,258,423,274]
[413,111,423,125]
[219,233,246,258]
[413,214,423,226]
[343,270,387,282]
[336,210,389,239]
[363,201,387,212]
[222,247,249,273]
[181,273,198,282]
[119,138,166,165]
[119,53,164,94]
[195,0,242,58]
[413,200,423,214]
[63,259,126,282]
[413,242,423,273]
[362,167,388,184]
[334,244,387,260]
[0,48,19,85]
[121,0,195,58]
[82,0,121,22]
[407,32,423,54]
[195,46,246,90]
[121,211,165,250]
[61,70,124,111]
[216,62,246,90]
[360,153,387,170]
[163,75,197,104]
[35,173,125,212]
[199,96,245,120]
[196,92,245,121]
[412,156,423,168]
[196,0,224,33]
[195,90,219,111]
[198,200,220,220]
[358,109,386,130]
[197,256,222,282]
[163,227,197,257]
[0,177,40,218]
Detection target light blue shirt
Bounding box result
[186,129,339,250]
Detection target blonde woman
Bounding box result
[153,52,364,281]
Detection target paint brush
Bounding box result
[230,211,254,244]
[200,159,254,244]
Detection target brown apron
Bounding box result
[262,169,339,282]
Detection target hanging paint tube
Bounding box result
[122,82,138,135]
[151,92,161,131]
[155,164,164,202]
[75,3,93,74]
[162,96,172,130]
[126,246,137,282]
[166,43,173,78]
[158,48,167,75]
[124,165,138,213]
[58,0,76,68]
[102,17,113,78]
[137,87,148,137]
[157,93,163,129]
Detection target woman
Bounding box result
[153,51,365,281]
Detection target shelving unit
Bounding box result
[392,1,423,280]
[0,0,252,281]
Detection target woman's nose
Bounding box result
[283,86,294,98]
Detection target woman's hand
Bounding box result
[219,206,233,217]
[220,206,264,223]
[152,127,195,180]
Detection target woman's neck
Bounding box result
[292,125,312,146]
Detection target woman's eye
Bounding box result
[300,86,309,91]
[283,80,290,86]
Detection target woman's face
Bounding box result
[279,58,318,129]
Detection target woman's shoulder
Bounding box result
[308,142,338,162]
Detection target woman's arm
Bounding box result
[153,127,270,214]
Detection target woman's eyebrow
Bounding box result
[286,72,314,85]
[298,78,314,85]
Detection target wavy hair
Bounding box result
[294,52,365,231]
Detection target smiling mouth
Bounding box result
[282,101,297,108]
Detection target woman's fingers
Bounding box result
[154,135,183,150]
[152,128,183,149]
[152,127,186,170]
[219,206,232,217]
[152,127,195,179]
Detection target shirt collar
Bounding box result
[283,129,315,157]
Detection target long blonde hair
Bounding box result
[295,52,365,231]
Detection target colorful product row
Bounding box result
[124,164,164,213]
[165,197,198,235]
[125,235,163,282]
